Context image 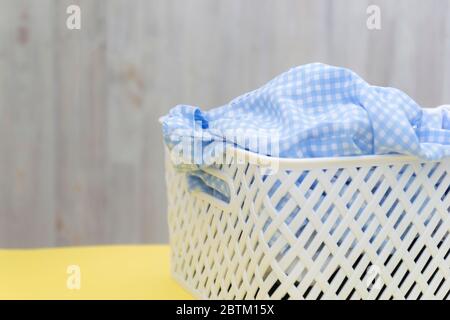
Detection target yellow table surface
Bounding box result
[0,245,193,300]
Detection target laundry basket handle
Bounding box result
[192,167,236,212]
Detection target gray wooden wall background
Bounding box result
[0,0,449,248]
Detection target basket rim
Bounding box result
[227,146,438,170]
[164,145,442,170]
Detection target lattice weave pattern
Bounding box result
[166,154,450,300]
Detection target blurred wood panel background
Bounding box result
[0,0,449,247]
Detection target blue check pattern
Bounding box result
[161,63,450,200]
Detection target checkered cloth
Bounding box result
[161,63,450,201]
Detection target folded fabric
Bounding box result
[160,63,450,201]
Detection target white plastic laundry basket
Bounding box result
[165,147,450,300]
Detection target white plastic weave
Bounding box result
[165,148,450,300]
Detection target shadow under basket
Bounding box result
[165,147,450,300]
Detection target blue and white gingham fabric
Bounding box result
[161,63,450,200]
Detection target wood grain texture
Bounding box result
[0,0,449,247]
